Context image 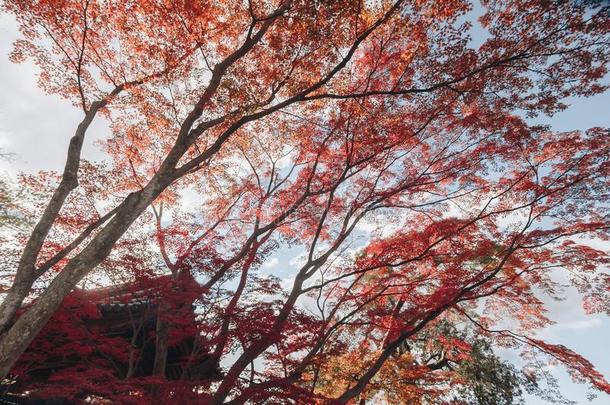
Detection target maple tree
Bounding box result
[1,0,610,403]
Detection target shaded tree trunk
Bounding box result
[152,309,170,377]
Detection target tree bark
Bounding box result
[152,308,170,377]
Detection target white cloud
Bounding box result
[178,186,203,214]
[288,252,307,269]
[281,274,296,290]
[0,13,110,176]
[355,217,378,233]
[495,209,530,231]
[263,256,279,268]
[559,318,602,330]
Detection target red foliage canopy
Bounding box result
[0,0,609,403]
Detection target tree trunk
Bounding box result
[152,310,170,377]
[0,281,31,334]
[150,309,170,399]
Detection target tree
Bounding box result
[311,319,528,404]
[0,0,609,403]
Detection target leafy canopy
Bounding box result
[0,0,609,403]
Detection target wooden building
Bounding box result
[1,275,221,403]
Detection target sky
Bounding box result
[1,7,609,405]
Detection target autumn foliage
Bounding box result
[0,0,609,403]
